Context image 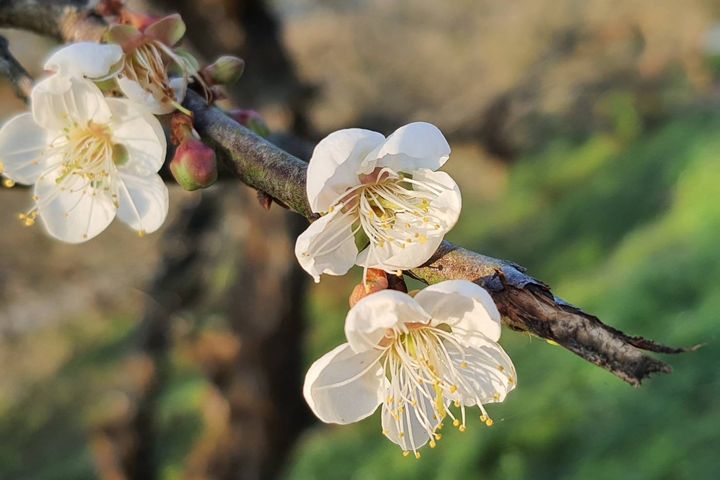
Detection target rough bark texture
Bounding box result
[0,0,686,391]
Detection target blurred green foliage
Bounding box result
[287,102,720,479]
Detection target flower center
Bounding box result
[59,121,115,183]
[17,121,120,231]
[307,168,449,275]
[380,323,491,456]
[121,39,195,115]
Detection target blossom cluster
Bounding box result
[296,123,517,456]
[0,13,242,242]
[0,6,517,458]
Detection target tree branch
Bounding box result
[0,34,32,99]
[0,0,689,386]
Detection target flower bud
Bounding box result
[227,109,271,138]
[203,56,245,85]
[349,269,389,307]
[170,138,218,191]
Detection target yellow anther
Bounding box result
[0,161,4,174]
[32,195,39,201]
[414,452,421,459]
[453,400,461,408]
[479,415,487,422]
[3,178,15,188]
[497,365,505,372]
[460,361,468,369]
[452,419,460,427]
[399,432,405,438]
[508,376,515,384]
[449,385,458,393]
[429,439,436,448]
[137,230,146,238]
[458,425,466,432]
[485,418,494,427]
[434,433,442,440]
[493,393,500,401]
[402,451,410,457]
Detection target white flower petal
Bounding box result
[375,122,450,172]
[444,338,516,405]
[32,75,111,131]
[345,290,430,353]
[107,98,167,174]
[35,167,117,243]
[295,208,358,282]
[116,172,168,235]
[414,280,501,342]
[116,77,175,115]
[381,397,437,452]
[356,229,443,273]
[0,112,51,185]
[44,42,123,79]
[307,128,385,213]
[303,343,384,424]
[412,169,462,229]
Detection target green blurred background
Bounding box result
[0,0,718,479]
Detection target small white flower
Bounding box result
[303,280,516,456]
[296,122,462,282]
[0,73,168,243]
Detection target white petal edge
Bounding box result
[44,42,123,79]
[414,280,502,342]
[107,98,167,174]
[306,128,385,213]
[116,172,169,235]
[34,167,117,243]
[294,208,358,282]
[32,75,111,131]
[445,338,516,405]
[374,122,451,172]
[381,397,437,452]
[303,343,384,424]
[116,77,175,115]
[345,289,430,353]
[0,112,50,185]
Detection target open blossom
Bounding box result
[0,73,168,242]
[295,122,462,282]
[303,280,516,456]
[105,14,200,114]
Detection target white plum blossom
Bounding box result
[0,71,168,242]
[295,122,462,282]
[303,280,516,457]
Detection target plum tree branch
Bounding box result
[0,0,689,386]
[0,34,32,99]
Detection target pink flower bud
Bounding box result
[227,109,271,138]
[203,56,245,85]
[349,269,389,307]
[170,138,218,191]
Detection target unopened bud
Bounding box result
[170,138,217,191]
[349,269,389,307]
[227,109,270,138]
[203,56,245,85]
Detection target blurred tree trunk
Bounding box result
[90,1,314,480]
